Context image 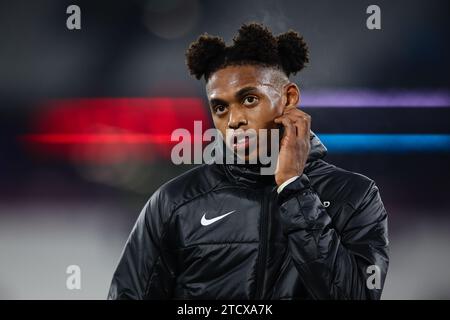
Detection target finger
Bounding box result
[283,107,309,118]
[283,112,311,138]
[274,116,294,136]
[283,104,298,113]
[274,116,296,143]
[297,113,311,138]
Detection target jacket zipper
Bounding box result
[254,187,271,299]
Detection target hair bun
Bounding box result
[229,23,279,65]
[185,23,310,80]
[276,30,309,76]
[185,34,226,79]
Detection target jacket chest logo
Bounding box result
[200,210,236,226]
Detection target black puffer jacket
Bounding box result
[108,131,389,300]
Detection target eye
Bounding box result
[214,105,228,115]
[243,96,258,106]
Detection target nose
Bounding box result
[227,107,248,129]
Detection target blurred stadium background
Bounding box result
[0,0,449,299]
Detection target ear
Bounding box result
[283,83,300,109]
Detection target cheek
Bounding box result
[272,96,284,116]
[212,117,227,135]
[252,101,282,128]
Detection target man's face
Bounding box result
[206,65,286,161]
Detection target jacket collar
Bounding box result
[222,130,328,187]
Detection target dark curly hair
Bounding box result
[185,23,309,81]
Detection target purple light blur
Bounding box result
[300,90,450,107]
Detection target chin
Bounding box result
[237,149,260,164]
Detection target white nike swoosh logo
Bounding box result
[201,210,236,226]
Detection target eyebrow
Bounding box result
[208,86,259,106]
[235,86,259,99]
[209,98,227,107]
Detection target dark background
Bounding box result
[0,0,449,299]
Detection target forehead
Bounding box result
[206,65,276,98]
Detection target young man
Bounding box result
[108,23,389,300]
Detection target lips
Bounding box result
[233,136,250,149]
[228,131,257,150]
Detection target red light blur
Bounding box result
[20,98,211,163]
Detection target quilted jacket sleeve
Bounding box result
[277,174,389,299]
[107,190,176,299]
